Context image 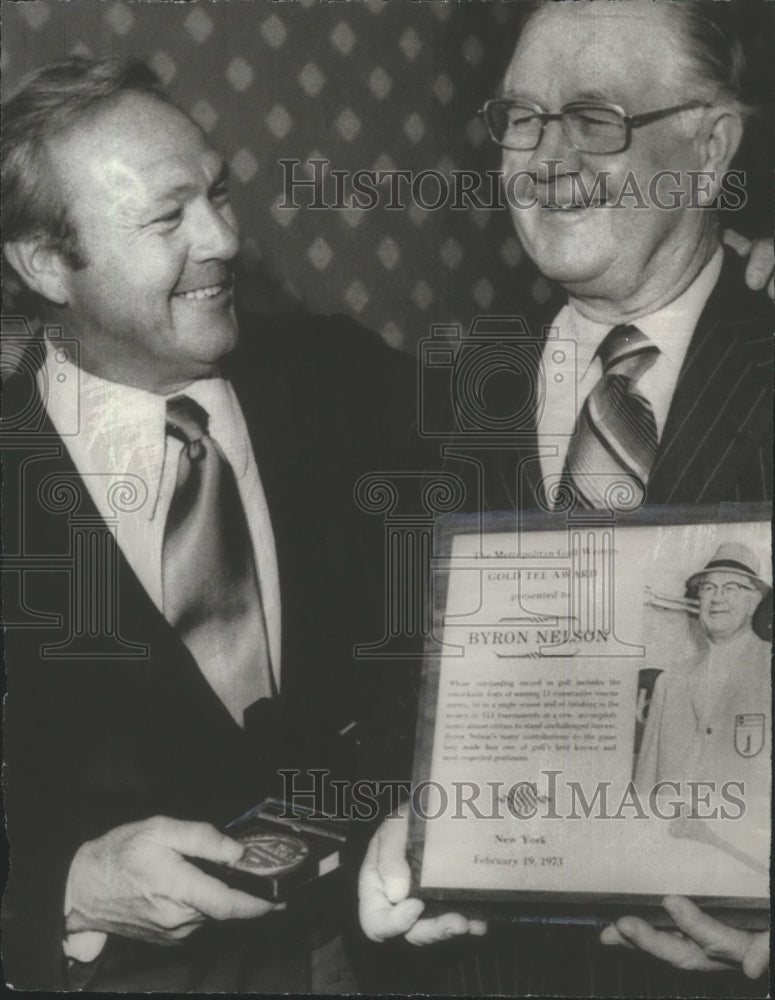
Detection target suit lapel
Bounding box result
[7,367,249,740]
[526,252,770,510]
[648,253,772,504]
[225,325,329,719]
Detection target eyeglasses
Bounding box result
[697,581,757,598]
[479,99,711,155]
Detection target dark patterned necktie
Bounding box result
[162,395,272,725]
[561,324,659,510]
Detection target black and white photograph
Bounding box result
[634,538,771,797]
[408,509,770,916]
[1,0,772,996]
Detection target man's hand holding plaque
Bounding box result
[358,805,487,946]
[386,507,770,929]
[601,897,769,977]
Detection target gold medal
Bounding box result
[230,833,309,875]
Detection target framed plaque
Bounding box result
[409,503,770,926]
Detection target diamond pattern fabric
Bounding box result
[3,0,770,350]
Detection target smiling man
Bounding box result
[22,93,241,392]
[358,2,771,995]
[477,0,772,511]
[497,7,726,318]
[1,57,415,991]
[635,542,771,794]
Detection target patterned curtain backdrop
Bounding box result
[2,0,771,351]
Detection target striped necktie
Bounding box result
[162,395,272,725]
[560,324,659,510]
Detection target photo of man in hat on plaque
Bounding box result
[635,541,771,805]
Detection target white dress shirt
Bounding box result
[538,246,723,484]
[39,342,282,964]
[39,340,281,686]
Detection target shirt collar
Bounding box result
[40,340,245,521]
[566,245,724,380]
[636,246,723,365]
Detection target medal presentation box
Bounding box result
[197,798,347,901]
[409,504,771,928]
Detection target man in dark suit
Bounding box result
[358,1,771,993]
[1,56,416,991]
[455,1,772,516]
[470,244,772,516]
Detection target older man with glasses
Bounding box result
[635,541,771,798]
[358,2,771,994]
[470,0,772,513]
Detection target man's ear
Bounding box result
[695,109,744,204]
[3,239,71,306]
